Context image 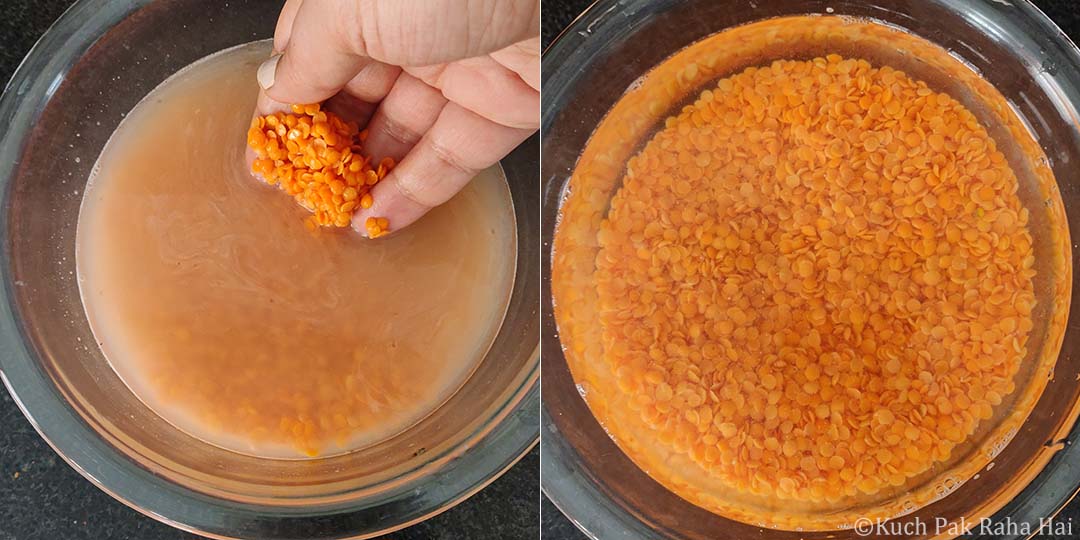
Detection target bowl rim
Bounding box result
[540,0,1080,538]
[0,1,540,538]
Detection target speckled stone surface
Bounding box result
[0,1,538,539]
[541,0,1080,538]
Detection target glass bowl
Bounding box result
[0,1,539,538]
[542,0,1080,538]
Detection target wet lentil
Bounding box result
[594,55,1036,502]
[247,103,393,235]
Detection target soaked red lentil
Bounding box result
[594,55,1036,503]
[248,103,393,236]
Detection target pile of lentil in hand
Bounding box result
[247,103,394,237]
[596,55,1036,503]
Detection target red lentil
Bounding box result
[594,55,1036,504]
[247,103,393,235]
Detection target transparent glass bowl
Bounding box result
[542,0,1080,538]
[0,1,539,538]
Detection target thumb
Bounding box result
[258,0,366,107]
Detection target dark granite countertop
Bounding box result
[0,1,538,539]
[541,0,1080,539]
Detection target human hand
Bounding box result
[253,0,539,237]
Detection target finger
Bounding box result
[342,61,401,103]
[490,37,540,92]
[264,30,402,118]
[344,0,540,66]
[316,61,401,125]
[357,0,539,66]
[272,0,304,53]
[353,103,533,236]
[320,94,376,131]
[260,1,367,105]
[256,89,291,115]
[405,56,538,130]
[361,73,447,162]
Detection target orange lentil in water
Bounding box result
[595,55,1036,502]
[247,103,393,236]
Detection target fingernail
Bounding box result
[257,54,281,91]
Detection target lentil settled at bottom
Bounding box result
[247,103,394,236]
[595,55,1036,503]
